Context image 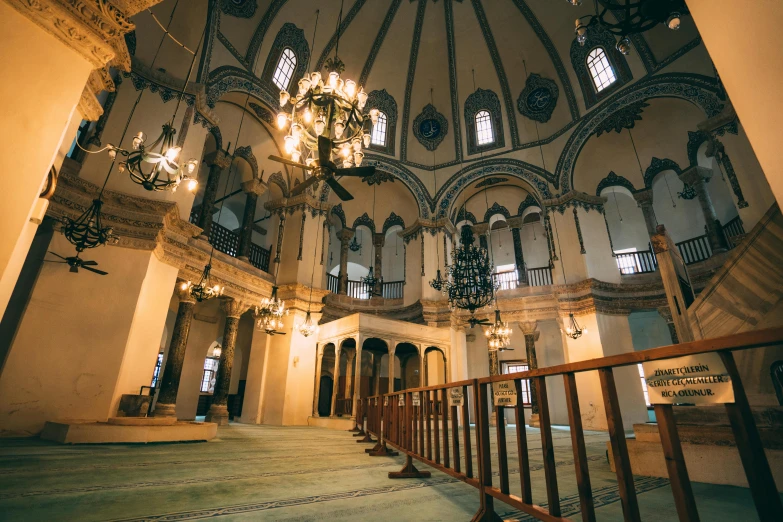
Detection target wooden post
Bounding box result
[496,405,510,495]
[514,379,533,504]
[564,373,596,522]
[442,388,450,468]
[653,403,700,522]
[535,377,560,517]
[462,385,473,479]
[470,382,503,522]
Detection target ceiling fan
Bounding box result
[45,251,108,275]
[268,136,375,201]
[467,315,492,328]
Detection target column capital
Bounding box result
[204,149,232,169]
[241,179,268,197]
[651,224,677,254]
[507,216,524,229]
[373,233,385,248]
[220,297,249,318]
[679,165,713,186]
[339,228,355,242]
[519,320,540,340]
[632,188,654,206]
[657,306,673,323]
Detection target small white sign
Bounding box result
[374,398,378,407]
[412,392,421,406]
[448,387,464,407]
[493,381,517,407]
[383,397,389,407]
[398,395,405,407]
[642,353,734,405]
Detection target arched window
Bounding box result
[272,48,297,91]
[586,47,616,93]
[371,111,388,146]
[475,110,494,145]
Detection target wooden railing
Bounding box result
[616,249,657,275]
[188,210,272,273]
[346,280,370,299]
[354,328,783,521]
[527,265,553,286]
[493,270,519,291]
[723,215,745,249]
[676,234,713,265]
[326,275,404,300]
[335,397,353,416]
[326,273,339,293]
[383,280,404,299]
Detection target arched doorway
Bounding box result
[317,376,333,417]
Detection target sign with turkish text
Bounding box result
[448,387,464,407]
[493,381,517,407]
[412,391,421,406]
[642,353,734,404]
[398,395,405,407]
[383,396,389,407]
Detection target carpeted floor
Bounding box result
[0,423,765,521]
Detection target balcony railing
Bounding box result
[527,265,553,286]
[616,249,657,275]
[326,273,339,293]
[676,234,713,265]
[327,274,404,300]
[493,270,520,291]
[723,215,746,249]
[189,210,271,273]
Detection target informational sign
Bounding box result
[493,381,517,407]
[374,398,378,407]
[448,387,464,407]
[383,397,389,407]
[642,353,734,405]
[397,395,405,407]
[412,391,421,406]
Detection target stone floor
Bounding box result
[0,423,769,521]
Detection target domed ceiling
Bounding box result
[130,0,714,217]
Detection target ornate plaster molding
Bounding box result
[544,190,606,214]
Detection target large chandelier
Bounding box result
[444,225,496,317]
[485,309,513,351]
[62,198,119,252]
[277,57,370,167]
[181,263,224,303]
[256,286,288,335]
[571,0,688,54]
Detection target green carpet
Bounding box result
[0,423,764,521]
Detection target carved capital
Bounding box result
[679,165,712,186]
[78,84,104,121]
[651,225,676,254]
[220,297,249,318]
[339,228,355,242]
[519,320,539,340]
[632,189,654,206]
[241,179,267,197]
[205,150,232,169]
[372,233,385,248]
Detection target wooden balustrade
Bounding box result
[335,397,353,416]
[616,250,657,275]
[493,270,519,291]
[326,273,339,293]
[723,215,746,249]
[382,281,404,299]
[676,234,713,265]
[188,210,271,273]
[527,265,553,286]
[326,275,404,300]
[355,327,783,521]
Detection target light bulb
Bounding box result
[369,108,379,124]
[108,148,117,160]
[298,77,311,96]
[291,150,301,163]
[352,138,361,152]
[667,12,681,30]
[279,90,290,107]
[357,87,368,109]
[583,327,588,335]
[277,112,288,129]
[334,120,345,139]
[118,162,126,173]
[342,159,352,168]
[345,79,356,98]
[132,132,145,150]
[165,146,181,162]
[616,37,631,55]
[303,108,313,123]
[311,71,321,86]
[314,117,325,136]
[291,123,303,138]
[575,19,587,46]
[284,135,296,154]
[187,178,198,192]
[328,71,339,89]
[306,157,314,167]
[180,281,190,291]
[341,144,351,158]
[363,132,371,148]
[567,0,582,5]
[353,151,364,166]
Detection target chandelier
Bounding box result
[61,198,119,252]
[429,269,446,292]
[444,225,496,316]
[361,265,382,296]
[485,309,513,351]
[297,201,323,338]
[256,286,288,335]
[565,312,588,340]
[181,263,224,303]
[296,310,319,338]
[571,0,688,54]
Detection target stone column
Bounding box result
[154,283,196,417]
[520,321,540,427]
[312,344,324,416]
[197,150,231,239]
[338,229,354,294]
[206,298,247,425]
[508,217,527,284]
[237,179,267,261]
[351,335,363,417]
[373,233,385,296]
[633,189,658,238]
[330,344,343,416]
[680,166,729,253]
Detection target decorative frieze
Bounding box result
[544,190,606,215]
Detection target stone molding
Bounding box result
[543,190,606,214]
[399,218,456,244]
[241,179,267,197]
[220,297,250,318]
[679,165,713,186]
[265,193,333,218]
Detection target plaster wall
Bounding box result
[403,237,422,306]
[603,190,651,251]
[238,327,270,424]
[0,4,92,320]
[518,221,549,269]
[549,210,587,284]
[628,311,673,351]
[175,302,222,420]
[382,228,405,282]
[579,208,621,283]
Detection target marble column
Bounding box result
[520,321,541,427]
[680,166,729,253]
[633,189,658,238]
[330,345,343,415]
[237,179,266,261]
[154,284,196,417]
[373,233,385,296]
[197,150,231,239]
[351,336,363,417]
[206,298,247,425]
[509,220,527,284]
[338,229,354,294]
[312,344,324,416]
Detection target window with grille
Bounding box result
[586,47,616,92]
[272,48,297,91]
[504,362,531,406]
[201,357,220,393]
[475,110,494,145]
[638,363,651,407]
[150,352,163,388]
[371,111,388,146]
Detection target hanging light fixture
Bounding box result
[61,199,119,252]
[180,263,223,302]
[360,185,382,296]
[297,202,323,337]
[349,230,361,252]
[485,309,513,351]
[444,225,496,317]
[110,11,204,192]
[428,87,447,294]
[570,0,688,53]
[564,313,588,340]
[256,286,288,334]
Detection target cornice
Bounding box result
[265,193,333,217]
[543,190,606,214]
